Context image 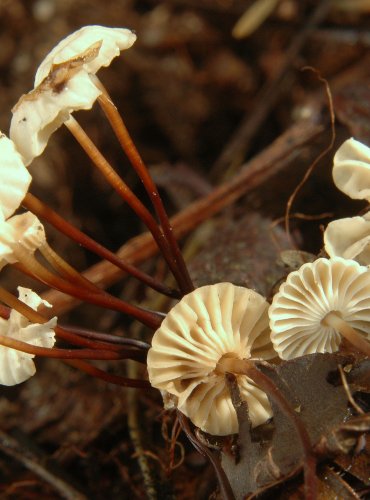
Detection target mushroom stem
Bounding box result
[12,248,162,329]
[0,333,142,361]
[0,287,135,351]
[39,242,100,292]
[217,357,317,500]
[64,359,151,389]
[64,116,188,293]
[95,83,194,295]
[322,312,370,356]
[23,193,180,299]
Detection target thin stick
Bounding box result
[64,359,151,389]
[0,429,87,500]
[65,116,187,291]
[211,0,331,178]
[96,86,193,294]
[177,411,235,500]
[23,193,180,298]
[284,67,336,244]
[338,364,365,415]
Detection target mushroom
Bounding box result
[0,287,56,386]
[10,26,136,165]
[0,212,46,270]
[147,282,276,436]
[324,211,370,265]
[332,137,370,201]
[269,257,370,359]
[0,133,31,219]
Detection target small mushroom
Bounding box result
[324,211,370,265]
[10,26,136,165]
[147,283,275,436]
[0,133,31,219]
[269,257,370,359]
[0,212,46,270]
[332,137,370,201]
[0,287,56,386]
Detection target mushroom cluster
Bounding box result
[324,137,370,264]
[269,257,370,359]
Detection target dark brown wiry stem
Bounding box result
[40,242,99,292]
[12,249,162,329]
[96,84,193,295]
[0,287,144,351]
[23,193,180,299]
[65,116,187,291]
[217,358,317,500]
[64,359,151,389]
[177,411,235,500]
[60,324,150,351]
[0,333,142,360]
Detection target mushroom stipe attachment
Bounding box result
[269,257,370,359]
[148,282,276,436]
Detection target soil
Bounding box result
[0,1,369,498]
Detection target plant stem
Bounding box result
[23,193,180,298]
[96,84,193,294]
[217,357,317,500]
[323,312,370,357]
[65,116,187,291]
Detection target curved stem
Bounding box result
[23,193,180,299]
[40,242,99,292]
[0,333,134,360]
[96,86,193,295]
[0,287,141,351]
[217,357,317,500]
[60,324,150,351]
[64,359,151,389]
[13,249,162,329]
[65,116,187,291]
[323,312,370,357]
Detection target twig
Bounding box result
[177,411,235,500]
[211,0,331,178]
[0,429,87,500]
[338,365,365,415]
[42,119,324,316]
[127,361,159,499]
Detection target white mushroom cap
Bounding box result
[332,138,370,201]
[324,211,370,265]
[10,26,136,166]
[0,133,31,218]
[147,283,275,436]
[0,212,46,269]
[34,25,136,86]
[269,257,370,360]
[10,69,101,166]
[0,287,56,386]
